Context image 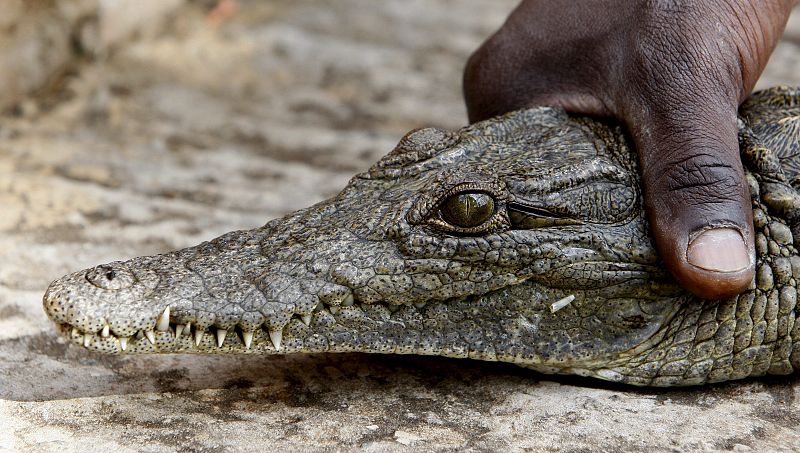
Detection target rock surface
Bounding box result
[1,1,799,451]
[0,0,185,111]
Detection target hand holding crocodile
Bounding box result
[463,0,798,299]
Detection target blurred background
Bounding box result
[1,1,799,451]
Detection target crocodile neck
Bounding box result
[586,124,800,386]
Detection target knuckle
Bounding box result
[653,152,746,208]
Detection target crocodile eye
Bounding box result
[86,263,135,290]
[439,192,495,228]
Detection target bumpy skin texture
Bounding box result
[44,87,800,386]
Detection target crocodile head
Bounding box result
[44,106,691,380]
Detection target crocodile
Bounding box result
[43,86,800,387]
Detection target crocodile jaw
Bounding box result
[46,273,684,375]
[43,230,682,381]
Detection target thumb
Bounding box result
[626,94,755,300]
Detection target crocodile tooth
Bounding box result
[72,327,79,337]
[414,302,426,309]
[101,324,110,337]
[329,306,340,315]
[185,322,192,334]
[144,330,156,344]
[83,333,93,347]
[156,307,170,332]
[216,329,227,347]
[119,337,129,351]
[269,330,283,351]
[341,294,354,306]
[194,330,203,346]
[242,330,253,349]
[300,314,312,326]
[550,294,576,313]
[175,324,185,340]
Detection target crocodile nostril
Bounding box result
[86,263,135,290]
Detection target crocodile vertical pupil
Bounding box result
[440,192,495,228]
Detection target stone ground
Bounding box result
[1,1,800,451]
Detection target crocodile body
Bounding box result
[43,87,800,386]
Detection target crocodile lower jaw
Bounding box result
[56,320,290,354]
[54,298,440,355]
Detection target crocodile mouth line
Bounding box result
[52,297,437,354]
[55,318,288,353]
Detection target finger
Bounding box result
[463,30,533,123]
[462,1,613,123]
[463,34,611,123]
[626,94,755,300]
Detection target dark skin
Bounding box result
[464,0,799,300]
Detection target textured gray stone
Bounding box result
[1,1,800,451]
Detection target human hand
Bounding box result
[464,0,798,299]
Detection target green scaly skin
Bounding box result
[43,87,800,386]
